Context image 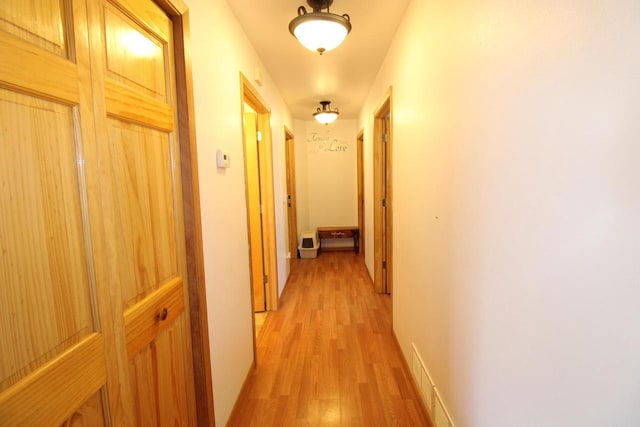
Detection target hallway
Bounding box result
[228,252,431,426]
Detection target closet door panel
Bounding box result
[0,91,95,391]
[0,2,109,425]
[95,0,196,423]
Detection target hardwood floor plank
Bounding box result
[228,252,431,426]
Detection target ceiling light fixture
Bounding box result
[289,0,352,55]
[314,101,339,124]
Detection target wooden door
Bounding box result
[240,80,279,315]
[382,114,390,293]
[373,90,393,295]
[88,0,197,423]
[0,0,197,425]
[243,111,267,312]
[285,129,298,263]
[0,0,109,424]
[357,130,365,255]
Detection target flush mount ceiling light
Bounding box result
[314,101,339,124]
[289,0,352,55]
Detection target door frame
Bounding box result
[373,88,393,294]
[154,0,215,424]
[357,129,365,256]
[240,73,279,316]
[285,127,298,269]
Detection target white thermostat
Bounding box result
[216,149,230,168]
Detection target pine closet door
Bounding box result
[0,0,197,425]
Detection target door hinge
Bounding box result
[263,274,268,284]
[382,198,386,207]
[382,260,387,269]
[257,131,262,142]
[382,133,388,143]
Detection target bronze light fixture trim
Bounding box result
[314,100,339,124]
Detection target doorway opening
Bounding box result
[373,88,393,294]
[240,74,279,349]
[357,129,365,256]
[285,127,298,271]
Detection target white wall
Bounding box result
[293,119,358,236]
[186,0,292,423]
[360,0,640,426]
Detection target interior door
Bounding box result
[373,92,392,295]
[90,0,197,423]
[357,131,365,255]
[285,129,298,262]
[0,0,197,425]
[382,114,390,293]
[243,111,267,312]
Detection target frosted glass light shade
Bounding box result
[314,111,339,124]
[289,13,351,54]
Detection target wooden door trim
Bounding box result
[240,73,279,314]
[150,2,215,425]
[357,129,365,256]
[373,87,393,295]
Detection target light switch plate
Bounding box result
[216,149,230,168]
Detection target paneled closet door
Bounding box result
[87,0,197,424]
[0,0,197,425]
[0,0,109,425]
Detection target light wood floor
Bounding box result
[254,311,268,338]
[229,252,432,426]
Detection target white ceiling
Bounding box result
[225,0,411,120]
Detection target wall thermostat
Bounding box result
[216,149,230,168]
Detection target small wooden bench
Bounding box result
[316,226,359,253]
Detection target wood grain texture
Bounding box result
[228,253,431,426]
[128,319,190,426]
[0,0,67,56]
[60,390,107,427]
[241,74,279,312]
[1,0,203,424]
[0,334,106,426]
[243,111,266,312]
[108,118,178,308]
[285,128,298,268]
[104,2,167,100]
[256,112,279,311]
[124,277,185,359]
[373,89,393,295]
[100,0,196,420]
[101,0,196,422]
[0,31,79,104]
[171,8,217,424]
[111,0,171,41]
[105,79,174,131]
[0,88,94,392]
